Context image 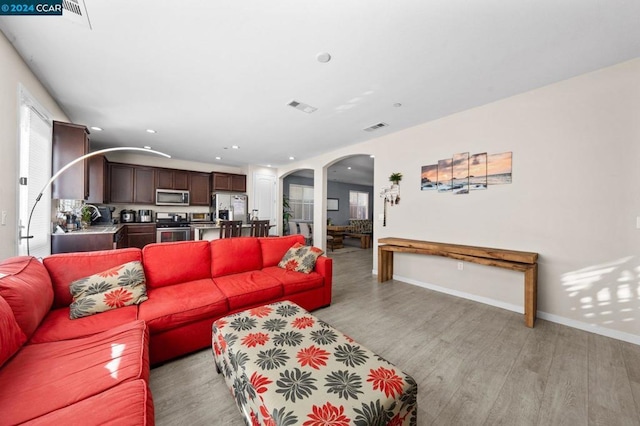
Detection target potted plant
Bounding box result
[389,172,403,185]
[283,195,292,234]
[80,205,92,229]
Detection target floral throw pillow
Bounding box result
[277,243,324,274]
[69,261,148,319]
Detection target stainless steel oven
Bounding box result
[155,211,191,243]
[156,227,191,243]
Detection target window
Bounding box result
[349,191,369,219]
[17,85,53,258]
[289,184,314,221]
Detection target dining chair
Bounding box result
[250,220,270,237]
[219,220,243,238]
[298,222,312,245]
[288,221,299,235]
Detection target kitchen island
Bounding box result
[51,224,126,253]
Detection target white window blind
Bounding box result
[289,184,314,221]
[18,86,52,259]
[349,190,369,220]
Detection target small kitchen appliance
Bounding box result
[189,212,212,222]
[120,209,136,223]
[138,209,153,223]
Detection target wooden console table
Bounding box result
[377,238,539,327]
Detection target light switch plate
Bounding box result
[637,216,640,229]
[1,211,6,226]
[378,213,384,221]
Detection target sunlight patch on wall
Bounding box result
[562,256,639,327]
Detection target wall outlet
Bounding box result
[457,262,464,271]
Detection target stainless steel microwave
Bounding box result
[156,189,190,206]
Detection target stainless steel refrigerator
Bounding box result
[212,193,248,223]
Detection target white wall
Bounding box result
[0,33,69,260]
[280,59,640,343]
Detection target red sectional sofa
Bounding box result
[0,235,332,425]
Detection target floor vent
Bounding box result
[287,100,317,114]
[363,122,388,132]
[62,0,92,29]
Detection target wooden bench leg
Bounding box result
[378,248,393,282]
[524,264,538,328]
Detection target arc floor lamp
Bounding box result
[23,146,171,256]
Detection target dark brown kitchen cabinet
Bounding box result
[189,172,211,206]
[212,172,246,192]
[52,121,89,200]
[87,155,108,204]
[125,224,156,249]
[108,163,155,204]
[109,163,134,203]
[133,166,155,204]
[157,169,189,190]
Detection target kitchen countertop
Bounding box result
[52,224,125,236]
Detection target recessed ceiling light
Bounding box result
[215,156,221,160]
[316,52,331,63]
[393,103,402,107]
[370,154,375,158]
[231,145,239,149]
[289,156,295,160]
[146,129,157,134]
[267,164,272,168]
[90,126,103,131]
[143,146,151,149]
[347,167,352,170]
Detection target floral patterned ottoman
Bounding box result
[211,301,417,425]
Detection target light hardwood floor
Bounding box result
[149,248,640,425]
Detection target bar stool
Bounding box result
[219,220,242,238]
[249,220,270,237]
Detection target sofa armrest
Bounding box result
[314,256,333,306]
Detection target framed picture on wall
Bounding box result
[327,198,339,211]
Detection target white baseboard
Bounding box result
[382,273,640,346]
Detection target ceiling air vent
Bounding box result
[287,100,317,114]
[363,122,388,132]
[62,0,92,29]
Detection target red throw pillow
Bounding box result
[277,243,324,274]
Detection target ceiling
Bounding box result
[2,1,639,181]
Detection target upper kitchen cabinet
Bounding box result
[52,121,89,200]
[133,166,156,204]
[86,155,108,204]
[108,163,156,204]
[212,172,246,192]
[157,168,189,190]
[189,172,211,206]
[109,163,134,203]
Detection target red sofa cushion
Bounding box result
[142,241,211,288]
[29,305,138,344]
[0,320,149,425]
[261,266,324,295]
[43,248,142,309]
[138,278,228,334]
[0,256,53,338]
[211,237,263,277]
[21,379,153,426]
[213,271,283,310]
[259,235,305,267]
[0,296,26,368]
